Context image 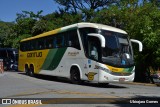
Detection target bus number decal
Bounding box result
[27,52,42,58]
[68,52,79,56]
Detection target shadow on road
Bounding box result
[82,82,127,88]
[18,72,127,89]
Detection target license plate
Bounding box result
[119,78,125,82]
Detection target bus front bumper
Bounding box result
[98,71,135,83]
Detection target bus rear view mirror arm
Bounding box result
[130,39,143,52]
[88,33,105,48]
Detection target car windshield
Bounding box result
[100,30,134,67]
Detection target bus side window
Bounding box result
[31,42,34,50]
[68,30,80,50]
[20,42,25,51]
[64,32,68,47]
[20,42,29,51]
[25,42,28,51]
[46,36,53,49]
[30,40,37,51]
[54,34,64,48]
[26,41,31,51]
[37,38,45,50]
[68,41,72,46]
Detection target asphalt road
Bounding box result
[0,71,160,107]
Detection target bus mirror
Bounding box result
[88,33,105,48]
[130,39,143,52]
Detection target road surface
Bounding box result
[0,71,160,107]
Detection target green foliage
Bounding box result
[3,11,44,48]
[32,20,48,35]
[43,10,83,29]
[90,2,160,71]
[0,21,14,47]
[54,0,120,20]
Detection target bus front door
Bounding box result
[86,36,101,82]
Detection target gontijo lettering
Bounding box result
[27,52,42,57]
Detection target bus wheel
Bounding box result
[29,65,34,77]
[70,67,81,84]
[25,65,29,75]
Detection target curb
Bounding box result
[156,83,160,87]
[120,82,159,87]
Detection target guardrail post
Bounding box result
[0,59,4,73]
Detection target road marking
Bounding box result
[5,89,118,98]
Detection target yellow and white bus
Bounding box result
[18,22,142,84]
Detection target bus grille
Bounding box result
[111,72,132,76]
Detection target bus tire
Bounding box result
[25,65,29,75]
[29,65,34,77]
[70,67,82,84]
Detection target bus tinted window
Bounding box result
[79,28,97,53]
[0,50,7,58]
[67,30,80,50]
[20,29,80,51]
[45,36,54,49]
[20,42,24,51]
[37,38,45,50]
[54,34,64,48]
[20,41,29,51]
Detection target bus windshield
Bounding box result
[100,30,134,67]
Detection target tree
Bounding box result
[54,0,120,20]
[16,10,43,22]
[0,21,14,47]
[43,9,83,29]
[4,10,44,48]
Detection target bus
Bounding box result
[0,48,18,71]
[18,22,142,84]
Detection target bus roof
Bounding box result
[77,22,127,34]
[21,22,127,42]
